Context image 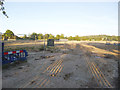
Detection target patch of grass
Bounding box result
[46,46,60,53]
[4,45,60,52]
[4,46,37,52]
[4,47,27,52]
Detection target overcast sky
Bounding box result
[0,1,118,37]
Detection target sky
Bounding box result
[0,1,118,37]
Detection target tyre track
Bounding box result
[20,54,65,88]
[83,47,112,88]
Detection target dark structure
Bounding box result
[47,39,54,46]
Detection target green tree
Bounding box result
[64,36,68,39]
[75,35,80,41]
[45,34,49,39]
[4,30,14,39]
[60,34,64,39]
[38,33,43,40]
[23,34,27,39]
[68,36,73,40]
[56,34,60,40]
[2,34,4,40]
[30,32,38,40]
[49,34,54,39]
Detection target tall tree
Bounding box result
[68,36,73,40]
[60,34,64,39]
[75,35,80,41]
[44,34,49,39]
[23,34,27,39]
[4,30,14,39]
[56,34,60,40]
[38,33,43,40]
[30,32,38,40]
[49,34,54,39]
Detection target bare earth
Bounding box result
[2,41,119,88]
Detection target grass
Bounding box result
[4,45,45,52]
[4,44,61,55]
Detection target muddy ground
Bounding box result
[2,41,119,88]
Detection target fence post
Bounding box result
[0,33,2,90]
[2,43,4,60]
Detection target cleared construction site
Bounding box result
[2,40,119,88]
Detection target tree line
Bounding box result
[2,29,119,41]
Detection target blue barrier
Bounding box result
[2,42,28,65]
[105,43,111,45]
[106,43,120,46]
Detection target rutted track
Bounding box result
[83,49,113,88]
[19,54,65,88]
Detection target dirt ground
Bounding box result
[2,41,119,88]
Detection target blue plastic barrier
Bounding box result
[106,43,120,46]
[2,42,28,65]
[105,43,111,45]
